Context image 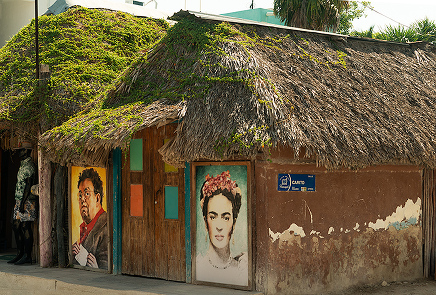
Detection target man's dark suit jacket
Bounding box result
[81,211,108,269]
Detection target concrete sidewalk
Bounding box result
[0,254,263,295]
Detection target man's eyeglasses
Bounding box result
[78,190,95,202]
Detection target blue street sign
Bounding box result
[278,174,315,192]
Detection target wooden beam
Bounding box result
[38,147,52,267]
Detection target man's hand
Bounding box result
[72,242,80,256]
[86,253,99,268]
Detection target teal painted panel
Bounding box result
[165,186,178,219]
[222,8,285,26]
[112,148,122,274]
[130,139,143,171]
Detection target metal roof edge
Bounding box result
[187,10,348,38]
[187,10,428,48]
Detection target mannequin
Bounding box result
[8,147,37,265]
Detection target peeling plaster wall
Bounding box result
[255,161,423,294]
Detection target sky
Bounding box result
[123,0,436,33]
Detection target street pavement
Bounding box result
[0,253,263,295]
[3,253,436,295]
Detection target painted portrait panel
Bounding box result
[194,163,250,287]
[71,166,109,270]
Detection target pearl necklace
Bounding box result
[209,256,233,269]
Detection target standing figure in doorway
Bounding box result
[196,171,248,286]
[8,144,37,265]
[72,168,108,269]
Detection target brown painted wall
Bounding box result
[255,160,423,294]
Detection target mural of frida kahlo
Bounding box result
[196,168,248,286]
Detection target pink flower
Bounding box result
[201,171,237,199]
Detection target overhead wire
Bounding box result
[354,1,409,28]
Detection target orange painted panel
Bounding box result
[130,184,143,217]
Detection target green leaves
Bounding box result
[351,17,436,44]
[338,1,370,35]
[0,7,168,129]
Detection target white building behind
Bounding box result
[0,0,55,48]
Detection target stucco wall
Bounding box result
[255,161,422,294]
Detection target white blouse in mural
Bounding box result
[196,252,248,286]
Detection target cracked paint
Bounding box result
[353,223,360,232]
[270,223,306,242]
[368,198,421,231]
[269,198,421,243]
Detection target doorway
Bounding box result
[121,124,186,281]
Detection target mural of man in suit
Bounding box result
[72,168,108,269]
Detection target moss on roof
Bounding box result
[41,11,436,170]
[40,13,286,165]
[0,6,168,131]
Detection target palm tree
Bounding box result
[274,0,349,32]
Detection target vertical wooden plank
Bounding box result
[178,165,186,282]
[154,126,167,279]
[423,169,429,278]
[143,128,155,277]
[167,221,180,281]
[38,147,52,267]
[121,149,131,274]
[184,163,191,283]
[129,218,136,274]
[430,168,434,278]
[164,123,186,282]
[424,168,436,279]
[113,148,122,274]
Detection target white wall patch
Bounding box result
[368,198,421,231]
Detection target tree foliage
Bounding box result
[338,1,370,35]
[273,0,350,32]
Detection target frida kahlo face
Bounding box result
[206,193,234,250]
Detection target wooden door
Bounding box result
[121,124,185,281]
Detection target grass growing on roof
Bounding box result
[46,12,292,159]
[104,12,286,108]
[0,6,168,129]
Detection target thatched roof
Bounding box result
[40,11,436,169]
[0,6,168,142]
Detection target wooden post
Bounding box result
[38,147,52,267]
[184,162,191,282]
[54,164,67,267]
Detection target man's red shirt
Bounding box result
[79,207,105,245]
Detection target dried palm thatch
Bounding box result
[42,99,184,166]
[40,11,436,170]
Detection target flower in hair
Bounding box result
[201,171,238,204]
